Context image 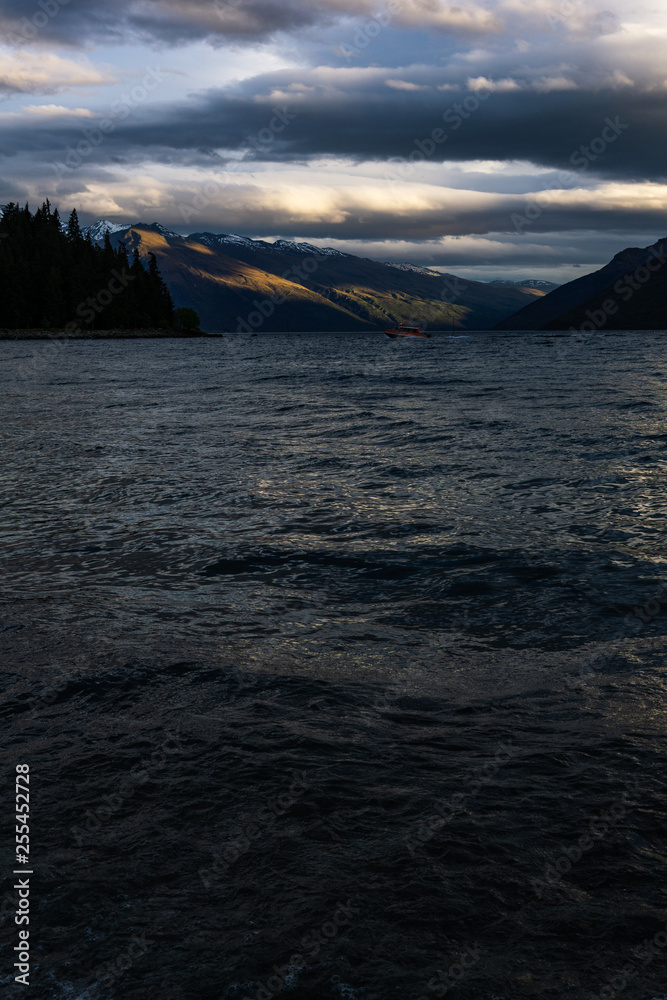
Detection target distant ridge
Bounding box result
[496,238,667,330]
[489,278,560,293]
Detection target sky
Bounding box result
[0,0,665,281]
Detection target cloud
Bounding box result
[76,68,663,183]
[0,0,647,69]
[14,154,665,241]
[468,76,524,93]
[385,79,430,91]
[395,1,503,34]
[2,62,664,185]
[0,0,665,283]
[0,0,620,49]
[24,104,95,117]
[0,49,115,94]
[0,0,505,47]
[468,74,581,93]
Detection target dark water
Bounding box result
[1,331,667,1000]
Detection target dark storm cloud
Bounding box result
[0,0,377,46]
[0,0,509,47]
[152,201,667,242]
[9,70,664,184]
[179,75,666,182]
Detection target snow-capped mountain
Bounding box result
[85,220,352,257]
[82,219,131,242]
[82,220,182,244]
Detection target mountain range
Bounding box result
[85,220,666,333]
[82,221,551,333]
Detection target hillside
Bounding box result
[87,221,547,333]
[543,252,667,331]
[496,238,667,331]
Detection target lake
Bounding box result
[1,331,666,1000]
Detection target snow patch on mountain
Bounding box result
[271,239,349,257]
[384,261,442,277]
[192,232,263,249]
[190,233,351,257]
[139,222,183,240]
[83,220,184,243]
[82,220,131,243]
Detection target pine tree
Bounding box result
[147,252,174,328]
[0,202,174,332]
[67,208,83,243]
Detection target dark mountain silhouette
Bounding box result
[85,221,548,332]
[496,238,667,331]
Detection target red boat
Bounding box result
[384,324,431,339]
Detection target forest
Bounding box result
[0,201,174,331]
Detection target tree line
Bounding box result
[0,201,174,331]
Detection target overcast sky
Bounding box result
[0,0,665,280]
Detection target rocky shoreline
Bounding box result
[0,329,219,339]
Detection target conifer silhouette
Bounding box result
[0,201,175,331]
